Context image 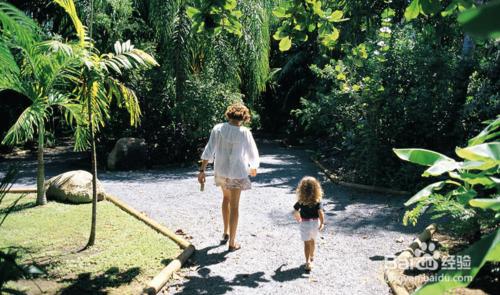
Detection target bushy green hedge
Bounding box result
[294,21,499,190]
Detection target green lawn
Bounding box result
[0,193,181,294]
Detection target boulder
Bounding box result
[46,170,105,203]
[107,137,147,170]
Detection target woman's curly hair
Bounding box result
[296,176,323,206]
[225,103,251,124]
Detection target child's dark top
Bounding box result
[293,202,324,219]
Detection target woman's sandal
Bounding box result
[228,244,241,252]
[220,234,229,245]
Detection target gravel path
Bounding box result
[96,140,423,295]
[0,140,423,294]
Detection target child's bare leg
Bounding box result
[304,241,310,263]
[310,239,315,263]
[222,189,231,236]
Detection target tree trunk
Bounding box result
[36,122,46,205]
[86,92,98,248]
[84,0,97,249]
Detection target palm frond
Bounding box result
[47,91,82,127]
[0,2,39,48]
[2,99,46,145]
[86,80,110,131]
[101,40,158,74]
[0,41,20,75]
[39,39,75,56]
[108,78,141,127]
[52,0,88,46]
[73,124,90,152]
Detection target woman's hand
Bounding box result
[249,168,257,177]
[198,171,206,184]
[318,223,325,231]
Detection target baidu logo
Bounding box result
[414,241,439,271]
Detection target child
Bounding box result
[293,176,325,271]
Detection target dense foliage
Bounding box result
[279,2,499,190]
[0,0,498,187]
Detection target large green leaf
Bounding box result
[393,148,455,166]
[459,160,497,171]
[458,0,500,40]
[405,0,421,21]
[468,117,500,146]
[414,228,500,295]
[470,198,500,211]
[422,160,459,177]
[405,181,449,206]
[456,143,500,162]
[459,172,498,187]
[279,36,292,51]
[273,7,290,18]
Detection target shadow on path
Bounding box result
[171,268,269,295]
[271,264,307,282]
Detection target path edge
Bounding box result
[384,224,437,295]
[310,157,409,195]
[104,194,195,295]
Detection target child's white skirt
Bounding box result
[300,219,319,241]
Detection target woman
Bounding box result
[198,103,260,251]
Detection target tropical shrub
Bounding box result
[0,2,82,205]
[394,116,500,293]
[394,116,499,232]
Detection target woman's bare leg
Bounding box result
[228,189,241,247]
[222,189,231,236]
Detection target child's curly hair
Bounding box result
[225,103,251,124]
[297,176,323,206]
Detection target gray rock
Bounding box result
[46,170,105,203]
[107,137,147,170]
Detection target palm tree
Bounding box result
[0,2,82,205]
[51,0,158,247]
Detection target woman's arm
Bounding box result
[198,159,209,184]
[318,209,325,231]
[201,127,218,163]
[199,127,218,184]
[246,130,260,176]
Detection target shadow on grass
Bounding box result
[0,201,36,215]
[58,266,140,295]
